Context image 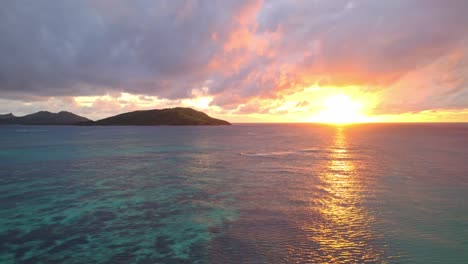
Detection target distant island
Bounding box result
[80,107,231,126]
[0,107,231,126]
[0,111,90,125]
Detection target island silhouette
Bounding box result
[0,107,231,126]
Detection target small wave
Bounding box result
[15,129,47,132]
[240,147,332,157]
[240,151,294,157]
[298,147,321,153]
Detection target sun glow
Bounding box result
[311,93,374,124]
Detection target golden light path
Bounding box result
[301,127,385,262]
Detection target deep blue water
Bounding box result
[1,124,467,263]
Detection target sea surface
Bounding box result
[0,124,467,263]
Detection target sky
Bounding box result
[1,0,468,122]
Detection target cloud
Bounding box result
[226,0,468,114]
[291,0,468,86]
[0,0,468,118]
[0,0,258,99]
[375,44,468,114]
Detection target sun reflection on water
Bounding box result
[300,127,385,263]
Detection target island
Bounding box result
[0,108,231,126]
[0,111,90,125]
[80,107,231,126]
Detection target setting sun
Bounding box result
[310,94,373,124]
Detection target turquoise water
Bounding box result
[0,124,467,263]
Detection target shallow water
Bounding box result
[1,124,467,263]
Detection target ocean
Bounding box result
[0,124,467,263]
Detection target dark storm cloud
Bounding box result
[0,0,253,99]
